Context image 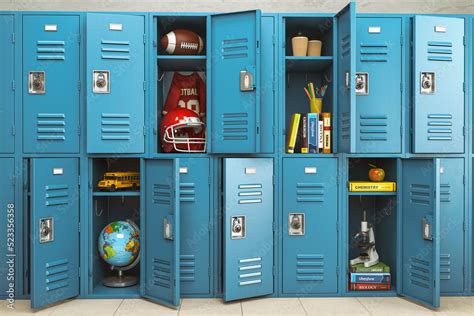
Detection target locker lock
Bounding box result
[355,72,369,95]
[93,70,110,94]
[288,213,304,236]
[28,71,45,94]
[231,216,246,239]
[39,217,54,243]
[420,72,435,94]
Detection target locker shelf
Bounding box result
[282,153,337,158]
[157,55,206,71]
[92,191,140,197]
[285,56,333,72]
[348,192,397,196]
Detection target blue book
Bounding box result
[350,273,391,284]
[308,113,319,153]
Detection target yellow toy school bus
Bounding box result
[97,172,140,191]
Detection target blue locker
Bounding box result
[413,16,465,153]
[401,159,440,308]
[23,16,80,154]
[282,158,338,294]
[211,11,261,153]
[439,158,464,294]
[0,15,15,154]
[179,158,210,295]
[354,17,402,153]
[30,158,79,309]
[337,2,356,153]
[223,158,273,301]
[0,158,15,298]
[86,14,145,154]
[142,159,180,308]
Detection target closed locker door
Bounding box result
[179,158,210,295]
[0,15,15,153]
[86,14,145,154]
[355,18,402,153]
[439,158,464,293]
[210,11,261,153]
[413,16,465,153]
[282,158,338,294]
[30,158,79,309]
[0,158,15,298]
[23,16,80,154]
[223,158,273,301]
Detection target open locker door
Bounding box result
[141,159,180,308]
[337,2,356,153]
[30,159,79,309]
[401,159,441,308]
[210,10,261,153]
[223,158,273,301]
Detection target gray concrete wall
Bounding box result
[1,0,474,14]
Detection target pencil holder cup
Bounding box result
[292,36,309,56]
[307,40,322,56]
[310,98,322,114]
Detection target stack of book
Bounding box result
[349,261,391,291]
[287,113,331,154]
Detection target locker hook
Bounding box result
[158,72,165,82]
[324,74,332,83]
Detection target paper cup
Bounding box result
[307,40,322,56]
[292,36,309,56]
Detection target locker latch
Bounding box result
[93,70,110,94]
[231,216,246,239]
[39,217,54,243]
[420,72,435,94]
[163,216,173,240]
[28,71,45,94]
[355,72,369,95]
[240,70,254,91]
[422,216,433,241]
[288,213,305,236]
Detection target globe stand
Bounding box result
[103,269,138,288]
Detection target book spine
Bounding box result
[323,113,331,153]
[301,114,308,153]
[350,267,390,273]
[350,283,391,291]
[287,113,301,154]
[349,182,397,192]
[350,273,391,284]
[318,119,324,152]
[308,113,318,153]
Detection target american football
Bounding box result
[160,29,204,55]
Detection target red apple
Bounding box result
[368,164,385,182]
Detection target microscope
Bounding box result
[350,210,379,268]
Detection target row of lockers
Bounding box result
[0,5,472,156]
[0,156,470,309]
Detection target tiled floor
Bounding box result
[1,297,473,315]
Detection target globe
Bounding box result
[98,220,140,268]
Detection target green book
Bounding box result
[350,261,390,273]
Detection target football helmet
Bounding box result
[160,108,206,153]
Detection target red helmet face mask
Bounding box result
[160,108,206,153]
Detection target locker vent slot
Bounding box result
[37,40,65,60]
[440,183,451,202]
[359,115,387,141]
[152,258,171,288]
[222,38,248,59]
[101,40,131,60]
[296,254,324,282]
[238,183,262,204]
[341,34,351,57]
[427,41,453,62]
[180,183,196,203]
[153,184,171,205]
[296,183,324,203]
[341,112,351,140]
[427,114,453,141]
[238,257,262,286]
[409,257,431,290]
[409,183,431,206]
[222,112,249,141]
[45,258,69,292]
[45,184,69,206]
[101,113,131,141]
[37,113,66,141]
[359,43,388,62]
[440,253,451,281]
[180,254,196,282]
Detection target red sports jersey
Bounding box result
[163,72,206,117]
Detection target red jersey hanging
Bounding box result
[163,72,206,118]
